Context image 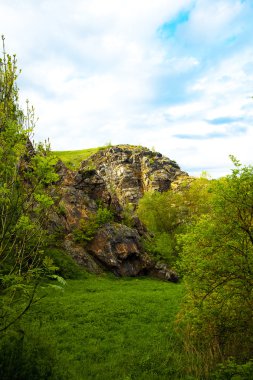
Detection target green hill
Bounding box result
[54,147,104,169]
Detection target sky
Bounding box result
[0,0,253,177]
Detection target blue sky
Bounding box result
[0,0,253,177]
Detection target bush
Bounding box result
[137,178,212,267]
[211,358,253,380]
[142,232,177,265]
[73,206,113,243]
[121,202,135,227]
[0,330,66,380]
[45,248,84,279]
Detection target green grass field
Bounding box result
[54,147,104,169]
[19,275,186,380]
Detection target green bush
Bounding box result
[45,248,84,279]
[73,206,114,243]
[73,216,99,243]
[0,330,67,380]
[143,232,177,265]
[211,358,253,380]
[121,202,135,227]
[96,206,114,224]
[137,177,212,268]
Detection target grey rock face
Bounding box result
[80,145,186,207]
[53,145,186,282]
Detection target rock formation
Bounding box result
[80,145,184,206]
[53,145,187,282]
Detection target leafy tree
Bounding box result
[137,176,212,264]
[0,36,59,333]
[178,158,253,377]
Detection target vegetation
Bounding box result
[178,157,253,377]
[0,275,185,380]
[138,160,253,378]
[211,358,253,380]
[45,248,84,279]
[137,176,212,266]
[0,36,59,334]
[54,147,103,170]
[1,39,253,379]
[73,206,114,243]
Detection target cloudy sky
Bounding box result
[1,0,253,177]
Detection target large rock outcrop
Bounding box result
[53,145,187,282]
[80,145,185,207]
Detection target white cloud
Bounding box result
[180,0,244,45]
[0,0,253,178]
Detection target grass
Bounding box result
[20,275,187,380]
[53,147,105,170]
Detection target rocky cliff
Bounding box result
[53,145,188,282]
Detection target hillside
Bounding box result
[54,147,104,169]
[51,145,188,281]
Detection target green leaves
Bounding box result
[34,193,54,210]
[73,206,114,243]
[0,38,59,333]
[137,176,212,265]
[178,159,253,375]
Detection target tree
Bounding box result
[178,157,253,377]
[0,36,59,333]
[137,176,212,265]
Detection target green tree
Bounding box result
[137,176,212,264]
[0,36,59,333]
[178,158,253,377]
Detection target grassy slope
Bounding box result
[24,275,185,380]
[54,147,104,169]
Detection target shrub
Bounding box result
[143,232,176,265]
[121,202,135,227]
[45,248,84,279]
[211,358,253,380]
[73,206,113,243]
[0,330,65,380]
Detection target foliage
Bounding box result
[45,248,85,279]
[121,202,135,227]
[137,191,182,234]
[142,232,176,265]
[0,36,59,333]
[0,329,66,380]
[137,176,212,265]
[73,206,114,243]
[211,358,253,380]
[177,158,253,377]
